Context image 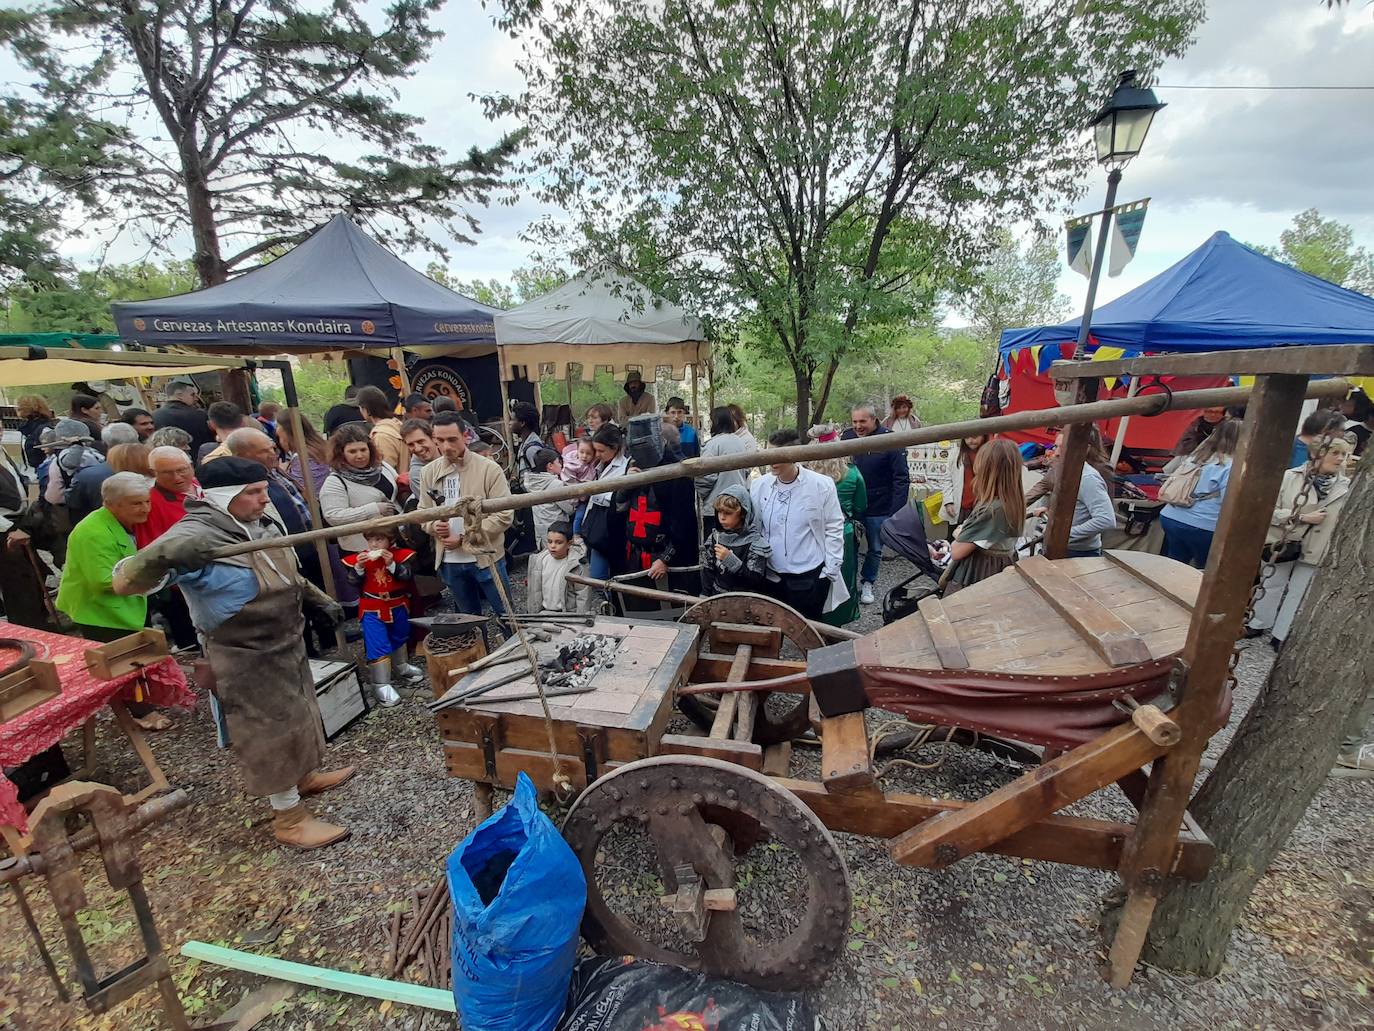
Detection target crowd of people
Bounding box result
[4,371,1371,854]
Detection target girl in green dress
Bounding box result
[944,437,1024,593]
[807,425,867,625]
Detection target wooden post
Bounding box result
[1106,372,1312,987]
[497,372,515,458]
[281,365,346,653]
[219,367,254,413]
[1044,377,1100,558]
[391,348,412,399]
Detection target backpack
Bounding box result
[1158,460,1219,508]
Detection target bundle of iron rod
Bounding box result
[202,379,1350,563]
[385,879,452,987]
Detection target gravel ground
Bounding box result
[2,550,1372,1030]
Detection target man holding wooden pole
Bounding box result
[113,458,356,850]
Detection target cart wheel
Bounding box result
[562,755,851,990]
[679,593,822,746]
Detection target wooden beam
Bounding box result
[916,595,968,669]
[205,379,1352,562]
[775,778,1213,881]
[1044,377,1099,558]
[820,712,878,795]
[1051,344,1374,379]
[888,721,1166,869]
[693,653,807,683]
[1107,371,1314,987]
[660,733,764,770]
[1014,556,1151,667]
[1103,551,1197,610]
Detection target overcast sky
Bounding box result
[39,0,1374,319]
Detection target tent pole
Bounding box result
[390,348,412,402]
[1109,376,1141,470]
[277,362,346,653]
[567,371,576,433]
[498,372,515,467]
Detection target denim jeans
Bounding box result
[1159,515,1215,570]
[439,559,512,616]
[860,514,889,585]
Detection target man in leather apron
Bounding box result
[114,458,356,850]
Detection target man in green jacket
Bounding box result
[56,472,171,730]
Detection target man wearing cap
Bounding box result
[616,370,655,424]
[664,397,698,458]
[114,457,355,850]
[153,377,215,457]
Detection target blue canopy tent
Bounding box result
[997,232,1374,451]
[111,214,500,353]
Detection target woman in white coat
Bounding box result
[319,423,400,556]
[1248,436,1353,646]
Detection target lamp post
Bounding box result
[1074,70,1167,354]
[1046,71,1165,560]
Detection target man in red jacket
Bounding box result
[136,445,202,649]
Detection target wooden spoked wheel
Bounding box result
[679,593,823,746]
[562,755,852,990]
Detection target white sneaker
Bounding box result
[860,583,875,605]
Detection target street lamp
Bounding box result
[1075,71,1166,353]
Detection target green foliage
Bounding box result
[429,259,570,310]
[489,0,1203,431]
[1249,209,1374,295]
[3,0,520,286]
[258,361,352,426]
[3,261,198,334]
[957,229,1071,365]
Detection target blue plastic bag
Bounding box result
[448,772,587,1031]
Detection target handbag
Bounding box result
[1157,461,1219,508]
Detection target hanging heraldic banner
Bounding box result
[1109,199,1150,277]
[1066,215,1094,277]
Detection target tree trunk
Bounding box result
[812,355,841,427]
[180,146,228,287]
[1142,459,1374,974]
[793,369,812,437]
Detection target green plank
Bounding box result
[180,940,456,1013]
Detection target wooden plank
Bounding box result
[775,778,1213,881]
[708,644,752,740]
[1109,372,1314,987]
[708,623,783,653]
[1051,344,1374,379]
[1044,377,1099,558]
[1104,551,1201,613]
[888,721,1167,869]
[692,653,807,683]
[820,712,878,795]
[733,693,757,743]
[1109,598,1192,637]
[915,595,969,670]
[180,941,455,1013]
[1014,555,1152,667]
[762,742,792,777]
[659,733,764,771]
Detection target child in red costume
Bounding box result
[342,528,421,707]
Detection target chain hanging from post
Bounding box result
[1223,427,1343,692]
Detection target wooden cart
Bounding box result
[428,345,1369,992]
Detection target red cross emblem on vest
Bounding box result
[627,493,662,540]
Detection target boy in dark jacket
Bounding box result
[701,484,771,595]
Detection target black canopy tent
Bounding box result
[110,214,528,425]
[111,214,500,353]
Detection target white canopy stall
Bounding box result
[493,272,710,431]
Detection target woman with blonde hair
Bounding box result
[807,424,866,625]
[108,443,153,476]
[943,438,1025,592]
[16,395,56,468]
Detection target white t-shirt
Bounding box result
[440,463,475,565]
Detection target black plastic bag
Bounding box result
[556,956,825,1031]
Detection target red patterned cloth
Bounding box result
[0,621,194,834]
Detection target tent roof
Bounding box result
[494,272,708,381]
[999,231,1374,355]
[111,215,500,353]
[0,344,239,389]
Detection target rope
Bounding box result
[869,719,961,778]
[459,498,575,800]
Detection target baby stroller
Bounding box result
[879,501,944,625]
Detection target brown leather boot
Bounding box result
[272,804,350,850]
[298,766,357,796]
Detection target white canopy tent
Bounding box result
[494,271,709,387]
